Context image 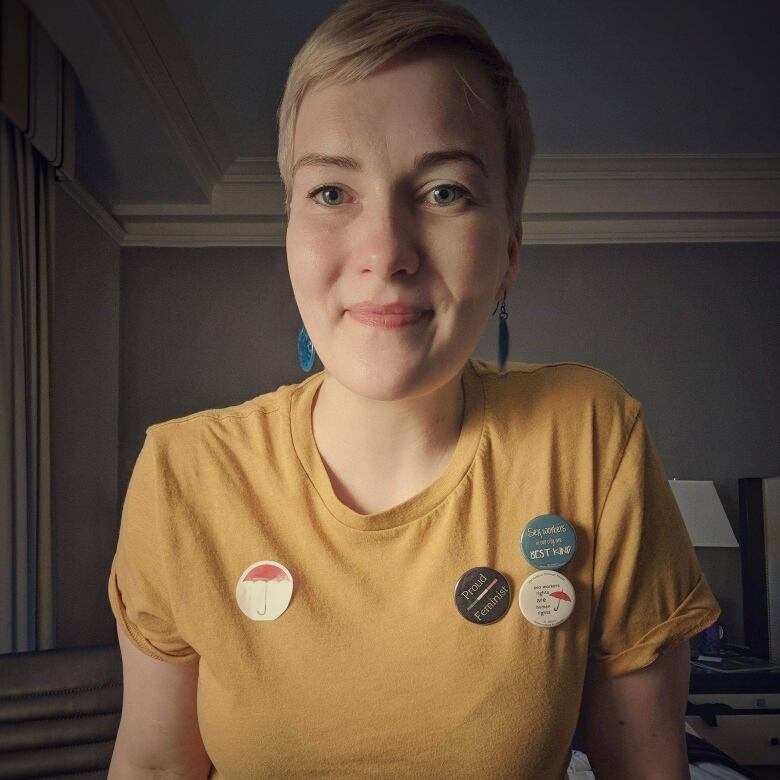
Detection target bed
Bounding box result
[566,722,765,779]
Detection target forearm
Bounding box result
[582,714,689,780]
[579,641,691,780]
[108,759,212,780]
[108,762,206,779]
[108,731,212,780]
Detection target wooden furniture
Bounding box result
[0,643,122,779]
[688,668,780,769]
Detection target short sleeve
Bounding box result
[107,432,197,664]
[588,406,721,678]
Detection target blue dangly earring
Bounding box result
[297,324,316,372]
[491,292,509,371]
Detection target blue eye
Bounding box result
[305,183,473,208]
[428,185,469,206]
[307,186,345,206]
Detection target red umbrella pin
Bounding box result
[550,590,572,611]
[519,570,576,628]
[235,560,293,622]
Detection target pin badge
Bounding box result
[518,570,575,627]
[236,560,293,621]
[520,514,577,570]
[454,567,512,624]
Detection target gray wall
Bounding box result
[476,241,780,645]
[28,0,780,658]
[119,241,780,646]
[164,0,780,159]
[119,246,302,498]
[53,184,120,647]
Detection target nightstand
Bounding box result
[687,669,780,767]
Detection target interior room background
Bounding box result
[4,0,778,653]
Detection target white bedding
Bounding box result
[565,718,756,779]
[566,745,754,780]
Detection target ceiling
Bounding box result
[22,0,780,245]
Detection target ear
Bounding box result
[496,223,523,301]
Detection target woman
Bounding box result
[108,1,721,778]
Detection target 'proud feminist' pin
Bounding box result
[454,566,511,625]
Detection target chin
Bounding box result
[324,351,463,402]
[343,360,425,401]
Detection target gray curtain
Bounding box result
[0,114,55,654]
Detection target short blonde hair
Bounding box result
[276,0,535,233]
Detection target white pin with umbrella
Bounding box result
[236,560,294,621]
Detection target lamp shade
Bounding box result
[668,480,739,548]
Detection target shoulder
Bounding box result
[470,358,641,431]
[141,375,318,456]
[145,391,281,435]
[470,357,638,401]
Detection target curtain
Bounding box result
[0,113,55,654]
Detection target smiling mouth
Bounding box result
[347,310,432,328]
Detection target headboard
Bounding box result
[738,475,780,663]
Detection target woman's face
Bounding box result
[286,47,521,401]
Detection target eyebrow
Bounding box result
[291,148,489,179]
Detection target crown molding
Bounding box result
[56,174,126,245]
[222,156,282,184]
[111,154,780,247]
[88,0,233,199]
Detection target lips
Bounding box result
[350,302,428,315]
[348,301,431,329]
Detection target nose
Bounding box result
[354,197,420,279]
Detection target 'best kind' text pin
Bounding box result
[520,514,577,570]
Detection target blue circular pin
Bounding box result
[520,514,577,570]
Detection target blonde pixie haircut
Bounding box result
[276,0,535,234]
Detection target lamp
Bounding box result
[668,479,738,548]
[669,479,736,660]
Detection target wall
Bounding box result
[118,245,300,495]
[476,240,780,645]
[20,0,778,663]
[53,183,120,647]
[119,241,780,646]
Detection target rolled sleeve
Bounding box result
[588,408,721,678]
[107,433,197,664]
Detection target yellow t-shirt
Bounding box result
[108,359,721,780]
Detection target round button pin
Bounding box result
[518,570,575,627]
[520,514,577,570]
[235,560,294,621]
[454,567,512,624]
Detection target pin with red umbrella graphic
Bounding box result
[235,560,293,622]
[244,562,291,616]
[551,590,572,611]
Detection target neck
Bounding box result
[310,366,466,514]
